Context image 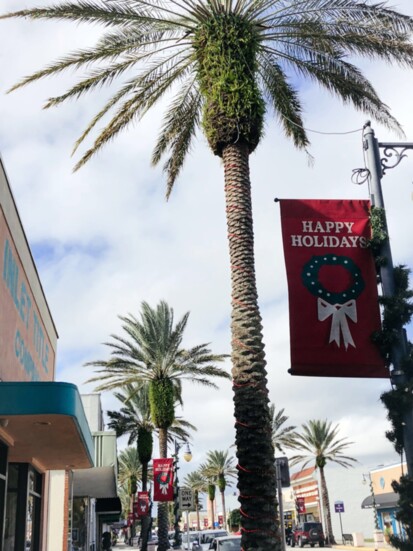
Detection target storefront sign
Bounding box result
[0,217,55,381]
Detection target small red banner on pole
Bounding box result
[279,199,386,378]
[134,491,150,518]
[296,497,306,514]
[153,458,174,502]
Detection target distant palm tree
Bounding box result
[289,420,357,545]
[4,2,413,547]
[118,447,141,543]
[200,450,237,529]
[118,446,142,490]
[183,470,209,531]
[107,384,196,551]
[207,482,216,530]
[117,482,131,522]
[270,404,298,454]
[86,301,229,551]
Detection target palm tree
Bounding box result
[117,482,131,522]
[270,404,298,454]
[200,450,237,529]
[183,470,209,531]
[3,2,413,548]
[107,384,197,551]
[207,482,216,530]
[85,300,229,551]
[118,446,142,543]
[118,446,142,490]
[289,420,358,545]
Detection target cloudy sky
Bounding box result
[1,0,413,490]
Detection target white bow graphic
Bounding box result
[317,298,357,349]
[160,481,170,494]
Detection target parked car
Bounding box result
[168,531,177,546]
[208,535,241,550]
[198,530,229,550]
[181,531,201,550]
[291,522,324,548]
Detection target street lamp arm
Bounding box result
[377,144,413,175]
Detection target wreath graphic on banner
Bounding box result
[157,470,172,495]
[302,254,365,349]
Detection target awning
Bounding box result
[73,467,117,498]
[96,497,122,515]
[361,492,399,509]
[0,381,94,470]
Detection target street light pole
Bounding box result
[173,441,192,549]
[275,459,286,551]
[355,122,413,477]
[362,472,380,551]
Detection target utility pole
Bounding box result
[355,121,413,477]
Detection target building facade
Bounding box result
[361,462,407,539]
[0,156,94,551]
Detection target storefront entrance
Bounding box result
[0,450,43,551]
[0,441,7,548]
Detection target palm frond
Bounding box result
[3,0,413,180]
[258,54,309,149]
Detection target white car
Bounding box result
[181,531,201,550]
[208,535,242,551]
[198,530,229,550]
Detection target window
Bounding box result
[4,464,42,551]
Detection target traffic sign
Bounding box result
[334,501,345,513]
[179,487,194,511]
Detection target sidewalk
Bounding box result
[115,541,393,551]
[332,544,392,551]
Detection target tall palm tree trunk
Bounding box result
[158,428,170,551]
[140,460,150,551]
[220,490,227,529]
[222,142,278,550]
[195,490,201,531]
[210,497,215,529]
[319,467,335,544]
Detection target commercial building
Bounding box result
[361,462,407,539]
[0,156,110,550]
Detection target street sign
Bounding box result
[179,487,194,511]
[334,501,345,513]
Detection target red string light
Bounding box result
[240,507,277,521]
[237,463,273,475]
[235,420,254,427]
[232,381,256,388]
[231,297,255,310]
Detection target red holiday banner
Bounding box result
[296,497,306,514]
[153,458,174,502]
[134,491,150,518]
[279,199,387,378]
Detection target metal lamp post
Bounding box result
[353,122,413,477]
[173,441,192,549]
[362,472,380,551]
